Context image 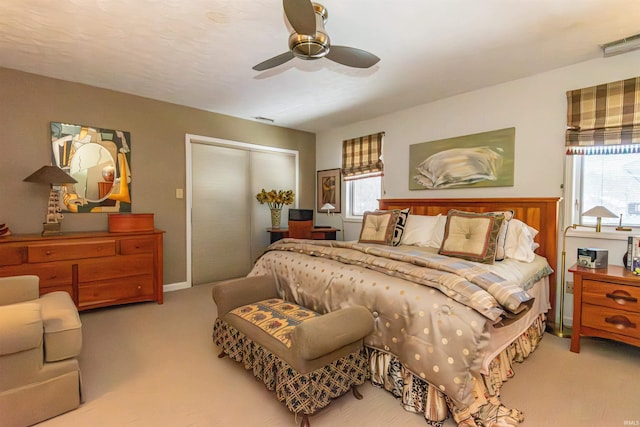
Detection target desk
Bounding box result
[267,227,340,243]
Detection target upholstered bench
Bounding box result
[212,275,373,427]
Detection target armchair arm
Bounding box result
[293,305,374,361]
[212,275,279,317]
[0,275,40,306]
[0,302,43,356]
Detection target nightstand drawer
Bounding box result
[583,279,640,312]
[582,304,640,340]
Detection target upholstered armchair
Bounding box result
[0,275,83,427]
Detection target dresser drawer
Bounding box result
[583,279,640,313]
[28,240,116,262]
[77,253,153,282]
[120,237,155,255]
[582,304,640,340]
[0,245,24,266]
[78,274,154,308]
[0,262,73,286]
[29,262,74,287]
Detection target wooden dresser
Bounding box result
[0,230,163,311]
[569,264,640,352]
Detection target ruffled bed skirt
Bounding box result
[367,314,546,427]
[213,318,370,416]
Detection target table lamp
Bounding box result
[320,203,344,240]
[24,165,78,236]
[581,205,618,232]
[320,203,335,216]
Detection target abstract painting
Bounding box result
[50,122,132,212]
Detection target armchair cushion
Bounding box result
[0,277,83,426]
[0,302,42,356]
[0,275,39,306]
[40,292,82,362]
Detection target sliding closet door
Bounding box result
[250,150,297,261]
[191,143,252,284]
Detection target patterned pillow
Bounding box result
[491,210,514,261]
[389,208,410,246]
[359,210,400,245]
[439,210,505,264]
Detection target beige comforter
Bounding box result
[249,239,552,409]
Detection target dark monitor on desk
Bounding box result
[288,209,313,221]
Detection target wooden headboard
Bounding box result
[379,197,561,316]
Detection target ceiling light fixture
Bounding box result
[602,33,640,57]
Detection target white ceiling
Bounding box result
[2,0,639,133]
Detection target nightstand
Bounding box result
[569,264,640,353]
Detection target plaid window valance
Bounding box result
[342,132,384,180]
[566,76,640,155]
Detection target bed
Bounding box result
[248,197,560,427]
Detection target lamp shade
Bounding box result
[23,166,77,185]
[581,205,618,218]
[582,205,618,232]
[320,203,335,211]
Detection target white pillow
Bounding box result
[504,219,539,262]
[427,214,447,249]
[400,214,443,247]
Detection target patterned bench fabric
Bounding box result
[213,318,369,416]
[229,298,318,348]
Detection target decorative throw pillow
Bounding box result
[359,210,400,245]
[400,214,442,247]
[439,210,505,264]
[388,208,410,246]
[491,210,514,261]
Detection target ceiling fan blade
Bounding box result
[252,51,295,71]
[283,0,316,36]
[325,45,380,69]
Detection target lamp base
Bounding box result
[547,324,573,339]
[42,222,62,236]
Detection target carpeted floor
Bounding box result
[38,282,640,427]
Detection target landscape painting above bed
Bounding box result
[409,128,515,190]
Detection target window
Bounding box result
[571,150,640,227]
[564,76,640,229]
[342,131,385,217]
[347,175,381,217]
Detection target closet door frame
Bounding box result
[185,133,299,287]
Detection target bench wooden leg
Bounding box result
[352,385,363,400]
[217,350,227,359]
[300,414,310,427]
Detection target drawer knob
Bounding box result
[605,291,637,305]
[604,315,637,330]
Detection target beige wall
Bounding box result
[0,67,316,285]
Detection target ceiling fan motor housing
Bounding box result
[288,3,330,59]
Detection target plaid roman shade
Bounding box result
[566,76,640,155]
[342,132,384,180]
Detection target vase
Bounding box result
[270,208,282,228]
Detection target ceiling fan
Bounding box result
[252,0,380,71]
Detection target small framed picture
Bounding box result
[317,168,341,213]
